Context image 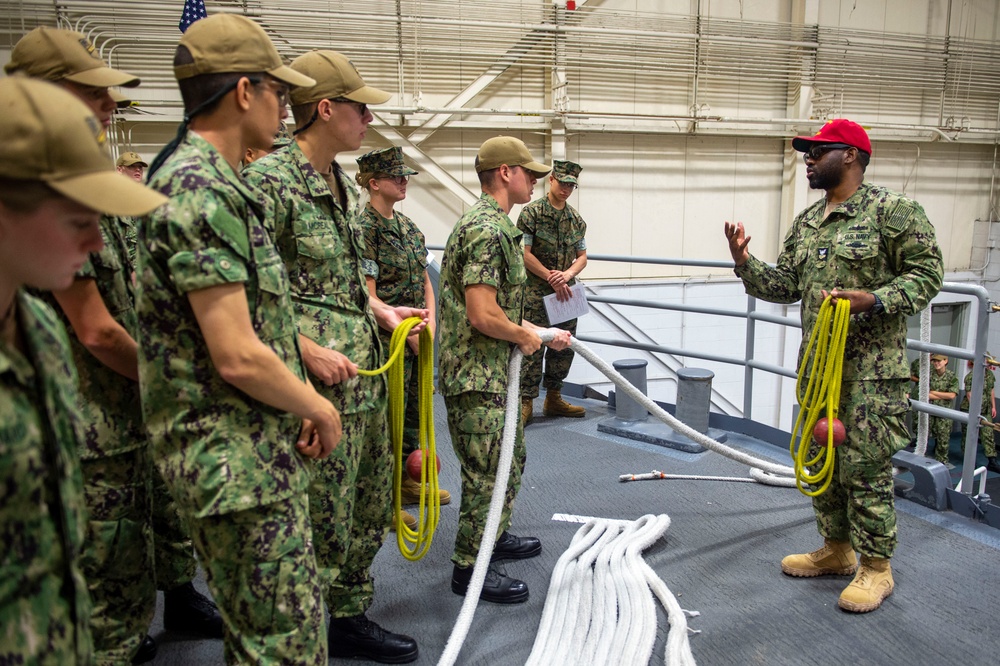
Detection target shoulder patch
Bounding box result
[885,202,913,233]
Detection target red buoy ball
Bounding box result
[813,417,846,447]
[406,450,441,481]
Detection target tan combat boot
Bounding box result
[390,509,417,532]
[838,556,894,613]
[400,475,452,505]
[542,389,585,418]
[780,539,858,577]
[521,397,534,426]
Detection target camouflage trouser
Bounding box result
[186,495,326,665]
[1,500,93,665]
[520,286,576,399]
[811,379,910,560]
[929,415,953,463]
[961,419,997,458]
[150,462,198,591]
[310,402,392,618]
[445,391,526,568]
[80,447,156,665]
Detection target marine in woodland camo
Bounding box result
[736,181,944,558]
[961,369,997,458]
[516,194,587,399]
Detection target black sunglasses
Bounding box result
[803,143,853,161]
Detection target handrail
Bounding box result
[428,246,994,496]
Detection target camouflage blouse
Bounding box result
[736,182,944,382]
[358,203,428,310]
[245,141,384,415]
[438,193,527,396]
[516,196,587,291]
[136,131,310,518]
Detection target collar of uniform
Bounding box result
[805,182,872,228]
[0,292,47,384]
[182,130,267,218]
[284,139,350,203]
[476,192,522,242]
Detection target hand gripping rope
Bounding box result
[357,317,440,560]
[788,295,851,497]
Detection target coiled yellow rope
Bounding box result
[357,317,439,560]
[790,296,851,497]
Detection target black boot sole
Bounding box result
[451,581,530,604]
[328,645,419,664]
[491,543,542,562]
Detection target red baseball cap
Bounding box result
[792,119,872,155]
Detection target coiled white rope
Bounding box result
[526,514,699,666]
[438,333,793,665]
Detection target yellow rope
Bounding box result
[790,296,851,497]
[357,317,440,560]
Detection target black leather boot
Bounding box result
[491,531,542,561]
[327,613,418,664]
[130,635,157,664]
[451,562,529,604]
[163,581,224,638]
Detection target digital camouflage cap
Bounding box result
[5,26,140,88]
[0,77,165,216]
[552,159,582,184]
[356,146,418,177]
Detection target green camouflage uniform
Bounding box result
[735,182,943,559]
[961,369,997,458]
[136,131,325,665]
[1,291,93,665]
[359,202,428,454]
[38,214,155,664]
[438,192,527,568]
[516,196,587,399]
[245,141,390,619]
[121,209,198,592]
[909,359,959,463]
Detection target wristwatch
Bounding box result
[871,293,885,315]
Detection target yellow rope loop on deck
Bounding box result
[357,317,439,560]
[790,296,851,497]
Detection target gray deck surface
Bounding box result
[149,395,1000,665]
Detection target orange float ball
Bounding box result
[813,417,846,447]
[406,450,441,481]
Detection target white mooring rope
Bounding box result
[438,333,795,665]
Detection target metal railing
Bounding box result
[428,247,994,497]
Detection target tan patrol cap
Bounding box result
[109,89,133,109]
[116,152,147,168]
[0,78,166,217]
[288,50,391,106]
[173,14,315,89]
[4,27,140,88]
[475,136,551,175]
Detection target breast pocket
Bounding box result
[295,233,345,297]
[833,237,881,287]
[255,254,295,342]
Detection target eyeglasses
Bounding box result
[379,175,408,185]
[803,143,853,162]
[331,97,368,117]
[256,79,290,107]
[554,180,577,191]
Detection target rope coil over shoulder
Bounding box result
[357,317,439,560]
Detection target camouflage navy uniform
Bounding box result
[516,195,587,400]
[438,192,527,567]
[961,368,996,458]
[244,140,391,618]
[735,182,943,559]
[121,212,198,592]
[38,214,155,664]
[1,291,93,665]
[136,131,325,665]
[909,359,958,463]
[359,202,428,454]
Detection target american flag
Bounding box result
[178,0,207,33]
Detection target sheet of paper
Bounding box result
[543,283,589,325]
